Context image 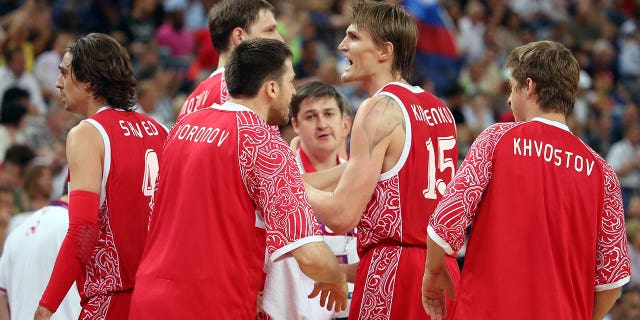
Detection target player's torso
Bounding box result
[81,108,167,294]
[360,82,458,248]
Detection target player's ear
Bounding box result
[525,77,537,98]
[342,115,352,135]
[231,27,245,46]
[265,80,278,100]
[291,116,301,132]
[379,41,394,62]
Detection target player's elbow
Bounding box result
[322,209,360,235]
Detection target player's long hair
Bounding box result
[67,33,136,111]
[350,0,418,81]
[225,38,292,98]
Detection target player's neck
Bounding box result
[83,99,109,118]
[528,112,566,125]
[300,146,339,172]
[365,72,406,96]
[216,53,230,70]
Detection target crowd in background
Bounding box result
[0,0,638,318]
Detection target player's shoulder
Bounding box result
[359,94,401,114]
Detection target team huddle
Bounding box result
[1,0,629,319]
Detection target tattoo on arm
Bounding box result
[362,96,406,156]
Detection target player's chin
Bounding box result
[340,72,355,83]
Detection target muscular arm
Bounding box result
[305,96,405,234]
[592,287,621,320]
[38,122,103,314]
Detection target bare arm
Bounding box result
[339,263,358,283]
[302,163,346,191]
[592,287,621,320]
[290,242,345,284]
[305,96,404,234]
[37,122,103,316]
[66,122,104,194]
[0,294,9,320]
[422,235,455,320]
[291,242,348,312]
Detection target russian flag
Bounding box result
[403,0,461,93]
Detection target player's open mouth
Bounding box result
[346,58,353,70]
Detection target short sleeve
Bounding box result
[594,159,631,290]
[238,117,322,260]
[429,122,519,253]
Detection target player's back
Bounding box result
[457,119,610,319]
[133,103,266,319]
[177,69,228,122]
[81,108,168,295]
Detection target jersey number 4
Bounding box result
[142,149,160,197]
[423,136,456,199]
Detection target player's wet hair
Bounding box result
[67,33,136,111]
[225,38,292,98]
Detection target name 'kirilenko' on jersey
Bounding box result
[410,104,455,126]
[513,138,595,176]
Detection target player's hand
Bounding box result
[34,305,53,320]
[308,281,348,312]
[422,267,455,320]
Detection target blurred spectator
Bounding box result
[117,0,164,57]
[606,286,640,320]
[0,90,28,161]
[569,0,604,49]
[626,218,640,287]
[617,20,640,86]
[0,46,46,114]
[461,91,495,138]
[33,31,74,104]
[136,79,173,127]
[21,163,52,212]
[0,144,35,213]
[187,27,218,83]
[0,186,13,218]
[294,39,320,80]
[457,0,486,63]
[155,7,194,70]
[606,123,640,210]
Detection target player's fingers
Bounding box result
[320,290,329,307]
[308,284,321,299]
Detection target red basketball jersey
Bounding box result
[429,119,631,319]
[131,102,322,319]
[350,82,460,319]
[80,107,168,300]
[176,68,229,123]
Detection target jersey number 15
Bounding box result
[423,136,456,199]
